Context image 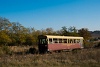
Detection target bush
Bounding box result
[84,41,94,48]
[94,42,100,48]
[29,47,38,54]
[0,46,13,56]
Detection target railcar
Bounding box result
[38,35,84,53]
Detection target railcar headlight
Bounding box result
[48,49,50,51]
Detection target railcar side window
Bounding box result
[70,39,73,43]
[76,39,80,43]
[74,39,76,43]
[53,38,58,43]
[68,39,70,43]
[63,39,67,43]
[59,39,62,43]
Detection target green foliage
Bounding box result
[59,26,79,36]
[0,46,12,55]
[78,28,91,40]
[0,31,12,46]
[78,28,91,47]
[84,41,94,48]
[0,17,11,31]
[0,17,93,47]
[25,34,35,46]
[61,26,69,36]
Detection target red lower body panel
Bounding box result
[48,43,81,51]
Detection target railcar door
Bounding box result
[38,35,48,53]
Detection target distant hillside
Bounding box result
[90,31,100,38]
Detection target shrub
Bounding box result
[0,46,13,56]
[94,42,100,48]
[29,47,38,54]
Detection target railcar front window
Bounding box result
[39,39,47,44]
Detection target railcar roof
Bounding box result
[46,35,83,39]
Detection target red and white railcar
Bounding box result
[38,35,83,53]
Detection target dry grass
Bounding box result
[0,47,100,67]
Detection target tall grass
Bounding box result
[0,47,100,67]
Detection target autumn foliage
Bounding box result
[0,17,91,47]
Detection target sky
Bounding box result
[0,0,100,31]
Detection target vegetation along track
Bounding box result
[0,47,100,67]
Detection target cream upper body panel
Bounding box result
[46,35,83,39]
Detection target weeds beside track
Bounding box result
[0,48,100,67]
